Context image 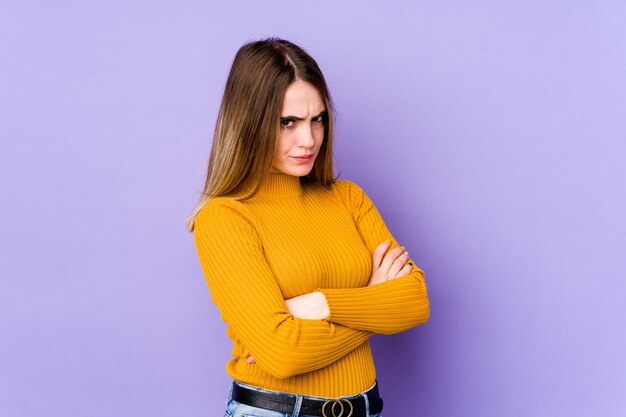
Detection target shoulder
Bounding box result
[194,197,258,233]
[331,178,371,207]
[332,178,366,195]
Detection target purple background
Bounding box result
[2,2,625,416]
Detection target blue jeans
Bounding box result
[224,380,383,417]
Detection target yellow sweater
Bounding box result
[193,172,429,397]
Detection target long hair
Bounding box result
[186,37,337,232]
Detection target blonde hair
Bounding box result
[186,37,337,232]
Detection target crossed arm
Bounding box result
[245,180,430,363]
[284,241,414,320]
[245,240,420,364]
[194,180,429,376]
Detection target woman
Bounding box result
[187,37,429,417]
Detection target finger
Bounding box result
[387,251,410,278]
[392,262,413,279]
[379,245,406,276]
[372,241,392,270]
[246,355,255,364]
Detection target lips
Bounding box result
[292,154,314,161]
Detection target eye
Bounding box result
[280,119,295,129]
[313,115,325,124]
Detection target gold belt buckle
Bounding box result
[322,397,354,417]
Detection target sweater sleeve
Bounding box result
[316,180,430,335]
[193,197,372,379]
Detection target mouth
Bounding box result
[292,154,314,162]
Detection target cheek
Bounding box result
[313,124,325,141]
[276,131,290,155]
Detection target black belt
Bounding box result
[231,380,384,417]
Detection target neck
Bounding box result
[255,172,304,198]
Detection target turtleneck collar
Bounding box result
[255,172,304,198]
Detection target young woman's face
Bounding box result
[271,79,326,176]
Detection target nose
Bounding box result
[297,124,315,148]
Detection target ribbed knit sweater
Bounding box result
[193,172,429,397]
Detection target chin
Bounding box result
[277,164,314,177]
[289,168,313,177]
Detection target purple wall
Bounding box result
[2,2,625,416]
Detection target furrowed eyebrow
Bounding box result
[280,110,327,121]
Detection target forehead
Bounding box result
[281,80,325,114]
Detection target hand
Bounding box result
[367,241,413,286]
[284,291,329,320]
